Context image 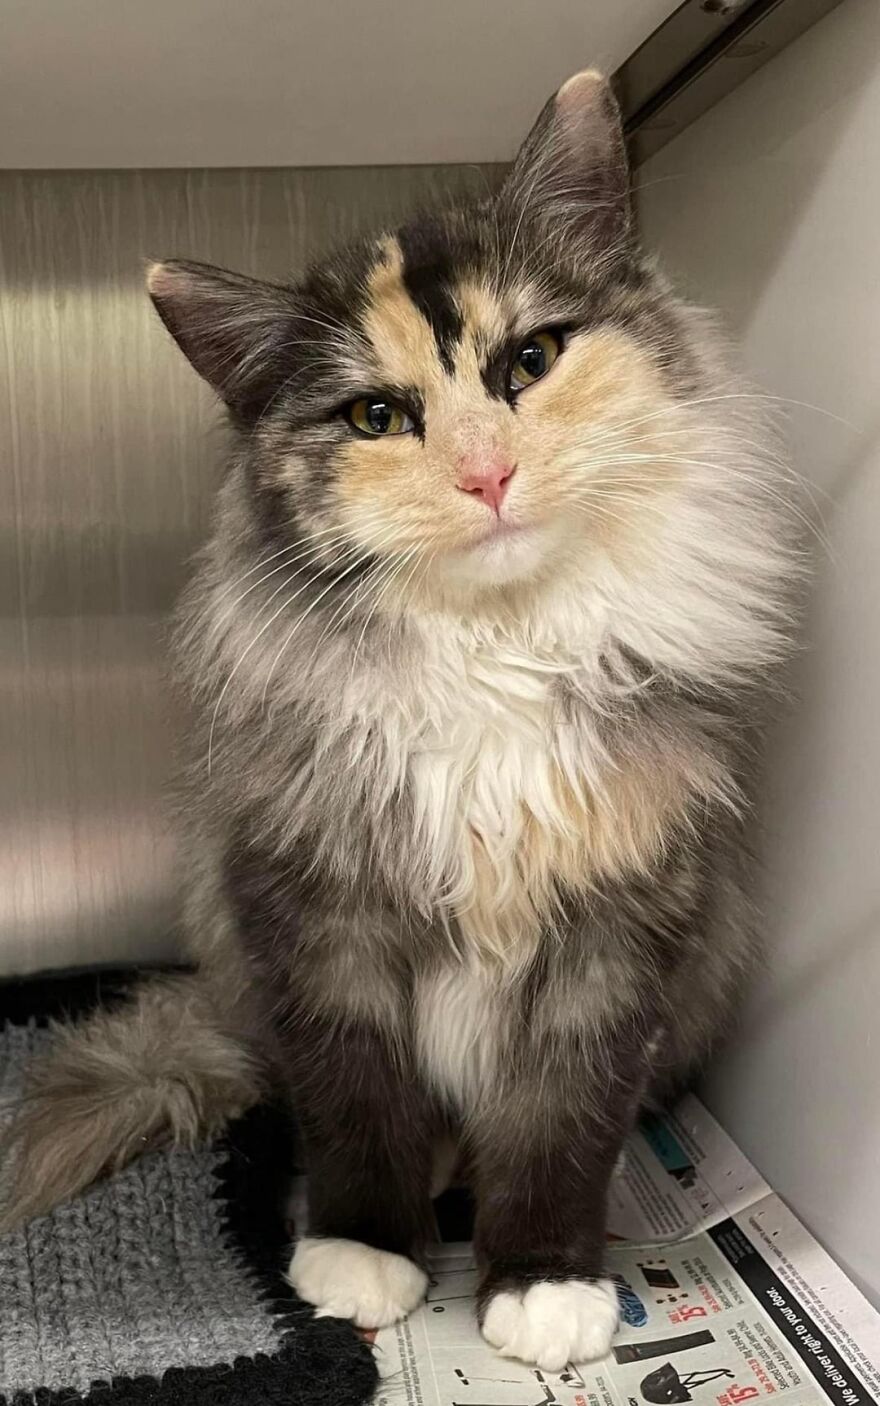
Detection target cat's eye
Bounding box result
[346,396,414,436]
[509,330,562,392]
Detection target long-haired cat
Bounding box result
[1,72,795,1369]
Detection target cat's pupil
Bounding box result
[367,399,393,433]
[519,343,547,379]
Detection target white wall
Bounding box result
[0,0,676,168]
[639,0,880,1308]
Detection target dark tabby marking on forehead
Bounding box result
[396,223,466,376]
[5,69,797,1378]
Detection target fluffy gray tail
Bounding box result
[0,971,265,1232]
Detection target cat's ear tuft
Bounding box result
[147,258,298,421]
[500,69,631,262]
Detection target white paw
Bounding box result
[287,1236,428,1328]
[482,1279,619,1370]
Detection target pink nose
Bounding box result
[456,458,516,515]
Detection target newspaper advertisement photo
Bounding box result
[371,1099,880,1406]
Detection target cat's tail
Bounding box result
[0,971,266,1232]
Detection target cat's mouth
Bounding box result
[471,516,532,547]
[439,513,559,589]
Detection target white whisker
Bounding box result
[208,505,395,636]
[302,530,412,665]
[209,527,360,636]
[206,535,370,776]
[348,545,421,678]
[259,528,403,709]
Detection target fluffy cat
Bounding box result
[1,72,795,1370]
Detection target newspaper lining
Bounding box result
[371,1095,880,1406]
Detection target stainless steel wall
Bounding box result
[0,164,492,976]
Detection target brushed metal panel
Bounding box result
[0,164,496,976]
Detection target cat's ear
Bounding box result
[147,259,298,421]
[500,70,631,258]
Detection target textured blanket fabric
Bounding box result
[0,970,378,1406]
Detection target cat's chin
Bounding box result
[440,520,558,590]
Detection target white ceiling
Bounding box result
[1,0,679,169]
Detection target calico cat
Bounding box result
[1,72,795,1369]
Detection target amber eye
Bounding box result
[509,329,562,392]
[346,396,414,436]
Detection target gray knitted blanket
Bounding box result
[0,973,377,1406]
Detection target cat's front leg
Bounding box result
[226,847,437,1329]
[472,1027,648,1369]
[281,1005,438,1328]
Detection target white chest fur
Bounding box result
[407,634,579,946]
[399,620,692,1109]
[404,630,575,1107]
[414,960,505,1110]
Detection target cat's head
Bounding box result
[148,72,779,651]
